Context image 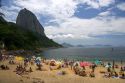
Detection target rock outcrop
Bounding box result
[0,16,6,24]
[16,8,45,36]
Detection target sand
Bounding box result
[0,60,125,83]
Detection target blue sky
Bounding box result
[1,0,125,46]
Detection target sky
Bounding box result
[0,0,125,46]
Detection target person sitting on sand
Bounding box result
[79,70,87,77]
[36,63,42,71]
[0,65,9,70]
[123,66,125,71]
[29,67,33,72]
[120,66,124,71]
[103,72,111,78]
[114,72,118,77]
[119,73,125,79]
[89,71,95,77]
[0,65,6,70]
[112,72,119,78]
[9,58,15,64]
[15,66,19,71]
[5,65,9,70]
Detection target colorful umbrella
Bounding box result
[15,56,24,61]
[80,62,92,67]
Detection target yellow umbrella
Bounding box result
[15,56,24,61]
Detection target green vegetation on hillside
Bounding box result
[0,17,62,50]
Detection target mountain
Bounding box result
[76,44,84,47]
[0,16,6,24]
[0,12,61,50]
[61,43,74,47]
[16,8,45,36]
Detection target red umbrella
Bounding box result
[80,62,92,67]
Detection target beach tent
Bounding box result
[80,62,92,67]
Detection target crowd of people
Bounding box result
[0,54,125,79]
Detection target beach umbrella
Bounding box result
[56,61,62,65]
[50,59,56,63]
[73,61,80,66]
[15,56,24,61]
[105,64,112,68]
[51,59,56,62]
[36,57,41,61]
[32,56,36,59]
[80,62,92,67]
[94,60,102,65]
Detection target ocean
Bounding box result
[42,47,125,61]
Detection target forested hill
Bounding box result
[0,16,62,50]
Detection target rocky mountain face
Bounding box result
[16,8,45,36]
[0,16,6,24]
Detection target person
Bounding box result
[107,67,111,72]
[0,65,6,70]
[36,63,42,70]
[69,61,74,70]
[104,72,111,78]
[114,72,118,77]
[0,65,9,70]
[112,72,118,78]
[120,73,125,79]
[73,63,80,75]
[79,70,87,77]
[120,66,124,71]
[0,50,2,61]
[5,65,9,70]
[82,66,85,70]
[15,66,19,71]
[92,64,96,72]
[89,71,95,77]
[29,67,33,72]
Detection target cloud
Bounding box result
[78,0,115,9]
[45,16,125,40]
[0,6,21,22]
[1,0,125,45]
[11,0,115,20]
[13,0,78,21]
[117,3,125,11]
[98,11,111,16]
[48,33,74,39]
[1,0,115,23]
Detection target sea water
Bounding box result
[42,47,125,61]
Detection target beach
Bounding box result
[0,58,125,83]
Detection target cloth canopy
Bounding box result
[80,62,92,67]
[94,60,102,65]
[15,56,24,61]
